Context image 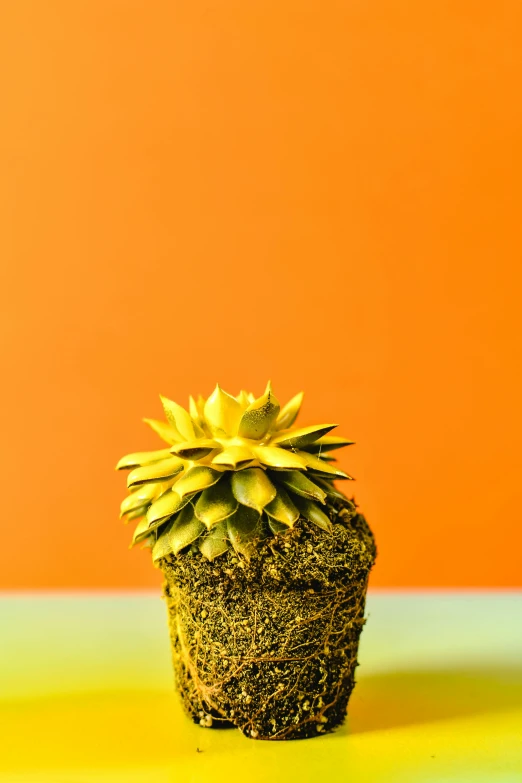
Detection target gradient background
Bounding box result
[2,0,522,590]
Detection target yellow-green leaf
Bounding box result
[189,395,200,423]
[204,384,242,437]
[303,435,355,453]
[143,418,182,445]
[275,391,304,431]
[160,395,195,441]
[264,486,299,526]
[170,438,221,460]
[147,488,191,527]
[236,390,251,410]
[173,466,222,499]
[169,505,206,555]
[196,394,206,420]
[314,477,347,500]
[116,448,173,471]
[227,505,262,558]
[186,398,206,438]
[297,451,353,479]
[199,520,230,561]
[231,468,276,512]
[253,446,307,470]
[120,482,164,518]
[131,515,157,546]
[123,507,148,523]
[127,458,184,489]
[212,445,255,469]
[270,424,337,449]
[293,496,332,533]
[192,420,206,439]
[152,521,175,564]
[238,381,280,440]
[268,518,288,535]
[279,471,327,504]
[195,479,238,528]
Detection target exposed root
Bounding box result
[161,502,376,740]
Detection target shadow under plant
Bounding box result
[348,666,522,734]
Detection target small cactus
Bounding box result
[116,383,354,562]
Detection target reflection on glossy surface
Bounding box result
[349,667,522,733]
[1,592,521,782]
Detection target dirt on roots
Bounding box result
[160,497,376,740]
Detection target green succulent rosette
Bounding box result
[116,383,354,562]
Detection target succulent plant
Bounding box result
[116,383,354,562]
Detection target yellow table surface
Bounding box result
[1,591,521,782]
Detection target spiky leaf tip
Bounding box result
[238,382,280,440]
[199,520,230,561]
[231,468,277,512]
[195,478,238,528]
[227,505,263,560]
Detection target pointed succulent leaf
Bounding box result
[170,438,221,460]
[264,486,299,526]
[129,477,173,496]
[121,501,148,522]
[131,515,156,546]
[293,496,333,533]
[173,466,222,499]
[120,482,162,517]
[187,396,206,437]
[275,391,304,431]
[127,457,184,489]
[238,382,280,440]
[270,424,337,449]
[160,395,195,440]
[126,458,183,490]
[147,488,191,527]
[227,505,262,558]
[143,418,182,445]
[268,518,288,535]
[314,477,347,500]
[236,390,251,410]
[140,509,179,538]
[303,435,355,453]
[196,394,206,419]
[204,384,243,437]
[152,521,175,564]
[116,448,173,471]
[123,506,148,523]
[279,470,327,504]
[297,450,353,480]
[169,505,206,554]
[212,445,255,469]
[253,446,307,470]
[192,420,206,439]
[189,395,200,423]
[195,478,238,528]
[199,520,230,561]
[231,468,276,512]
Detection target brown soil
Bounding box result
[160,496,376,740]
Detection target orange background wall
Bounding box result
[1,1,521,588]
